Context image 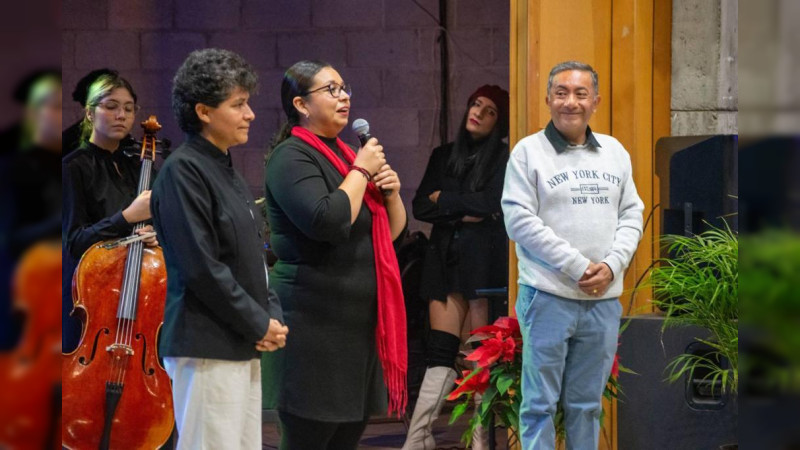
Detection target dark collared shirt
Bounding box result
[544,120,602,153]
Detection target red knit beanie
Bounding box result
[468,84,509,137]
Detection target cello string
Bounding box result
[127,242,143,347]
[115,245,135,384]
[120,259,130,350]
[116,144,153,383]
[123,241,141,347]
[125,157,151,349]
[113,138,156,384]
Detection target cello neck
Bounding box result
[132,157,154,233]
[117,116,162,320]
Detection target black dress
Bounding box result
[412,142,509,302]
[61,142,142,352]
[262,135,387,422]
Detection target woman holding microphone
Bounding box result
[264,60,407,450]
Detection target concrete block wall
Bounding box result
[62,0,510,232]
[739,0,800,134]
[671,0,738,135]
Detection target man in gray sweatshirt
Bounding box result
[502,61,643,449]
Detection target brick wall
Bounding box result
[62,0,510,232]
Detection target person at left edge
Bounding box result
[151,48,287,450]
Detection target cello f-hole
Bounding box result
[77,328,111,366]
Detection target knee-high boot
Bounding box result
[401,365,458,449]
[402,329,461,450]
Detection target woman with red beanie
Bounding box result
[404,85,510,449]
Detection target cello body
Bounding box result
[62,244,172,450]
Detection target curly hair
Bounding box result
[172,48,258,133]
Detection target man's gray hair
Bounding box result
[546,61,599,95]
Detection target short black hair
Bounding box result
[547,61,599,95]
[72,68,118,106]
[172,48,259,133]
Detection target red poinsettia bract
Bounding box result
[466,331,517,367]
[470,316,520,340]
[611,352,620,378]
[447,368,490,401]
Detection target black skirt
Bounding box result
[420,215,508,302]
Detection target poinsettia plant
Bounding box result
[448,316,631,447]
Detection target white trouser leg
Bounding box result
[164,357,262,450]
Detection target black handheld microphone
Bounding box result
[351,119,391,197]
[352,118,371,146]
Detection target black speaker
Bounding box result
[618,315,737,449]
[655,135,738,236]
[739,137,800,231]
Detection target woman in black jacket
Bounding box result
[151,48,286,450]
[404,85,510,450]
[264,60,407,450]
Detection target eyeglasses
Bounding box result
[96,100,140,116]
[302,83,352,98]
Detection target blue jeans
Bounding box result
[515,284,621,450]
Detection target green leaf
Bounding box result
[479,385,497,418]
[461,415,480,446]
[449,401,469,425]
[490,365,508,378]
[497,373,514,394]
[502,406,519,432]
[457,368,481,387]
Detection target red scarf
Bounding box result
[291,126,407,416]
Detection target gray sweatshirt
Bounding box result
[501,122,644,300]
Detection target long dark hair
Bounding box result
[446,110,507,192]
[271,60,331,150]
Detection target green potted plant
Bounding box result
[646,224,738,450]
[646,224,738,395]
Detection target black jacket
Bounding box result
[152,134,282,361]
[412,142,509,301]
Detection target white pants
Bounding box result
[164,357,262,450]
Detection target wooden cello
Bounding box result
[0,241,62,450]
[62,116,174,450]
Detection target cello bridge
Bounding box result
[106,344,135,360]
